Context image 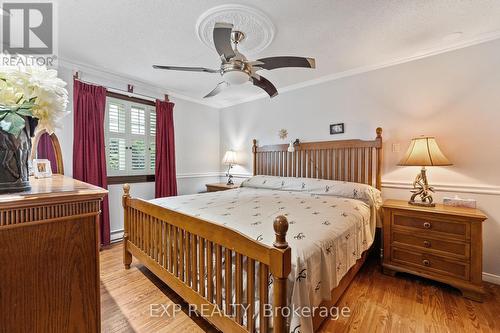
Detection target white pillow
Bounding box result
[241,175,382,208]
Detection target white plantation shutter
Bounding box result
[108,138,126,171]
[104,98,156,176]
[149,109,156,171]
[150,111,156,136]
[150,142,156,171]
[131,140,146,170]
[108,102,125,133]
[131,106,145,135]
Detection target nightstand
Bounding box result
[205,183,239,192]
[382,199,487,301]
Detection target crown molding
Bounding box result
[58,30,500,109]
[217,30,500,108]
[57,58,221,108]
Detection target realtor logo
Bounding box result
[2,2,53,54]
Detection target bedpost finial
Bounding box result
[122,184,131,209]
[123,183,130,196]
[253,139,257,146]
[273,215,289,249]
[376,127,382,138]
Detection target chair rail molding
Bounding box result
[215,173,500,196]
[382,180,500,196]
[176,172,222,179]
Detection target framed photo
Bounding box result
[33,159,53,179]
[330,123,345,135]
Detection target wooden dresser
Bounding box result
[382,199,487,301]
[0,175,107,333]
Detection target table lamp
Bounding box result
[223,150,237,185]
[398,136,452,207]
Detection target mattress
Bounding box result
[150,175,381,332]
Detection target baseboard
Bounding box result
[483,272,500,285]
[107,183,500,287]
[110,229,124,243]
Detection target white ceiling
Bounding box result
[56,0,500,108]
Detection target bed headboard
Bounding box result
[252,127,383,190]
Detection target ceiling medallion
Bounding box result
[196,4,275,56]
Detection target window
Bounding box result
[105,97,156,177]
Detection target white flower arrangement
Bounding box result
[0,56,69,137]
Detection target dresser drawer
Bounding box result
[391,247,469,280]
[393,213,468,239]
[392,231,469,258]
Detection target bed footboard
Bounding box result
[122,184,291,333]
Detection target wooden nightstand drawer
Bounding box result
[382,199,487,301]
[392,230,469,258]
[393,213,468,239]
[392,247,469,280]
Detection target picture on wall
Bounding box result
[330,123,345,134]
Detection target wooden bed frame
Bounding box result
[122,127,383,333]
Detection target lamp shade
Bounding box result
[398,136,452,166]
[223,150,237,165]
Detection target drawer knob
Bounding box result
[422,259,430,266]
[423,222,432,229]
[423,240,431,248]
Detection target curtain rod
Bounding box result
[73,75,169,102]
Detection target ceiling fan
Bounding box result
[153,22,316,98]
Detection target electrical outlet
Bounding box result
[392,143,400,153]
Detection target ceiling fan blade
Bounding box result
[255,56,316,70]
[213,22,236,61]
[153,65,219,73]
[251,74,278,98]
[247,60,265,67]
[204,81,229,98]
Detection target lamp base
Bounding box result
[408,167,436,207]
[408,200,436,208]
[226,164,234,185]
[226,174,234,185]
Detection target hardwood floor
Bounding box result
[101,242,218,333]
[101,243,500,333]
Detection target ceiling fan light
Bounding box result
[223,70,249,85]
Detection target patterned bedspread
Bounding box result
[150,176,381,332]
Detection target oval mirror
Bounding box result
[30,129,64,175]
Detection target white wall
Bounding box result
[56,65,220,242]
[219,39,500,280]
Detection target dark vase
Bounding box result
[0,117,36,193]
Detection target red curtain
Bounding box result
[155,100,177,198]
[37,133,58,173]
[72,79,110,246]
